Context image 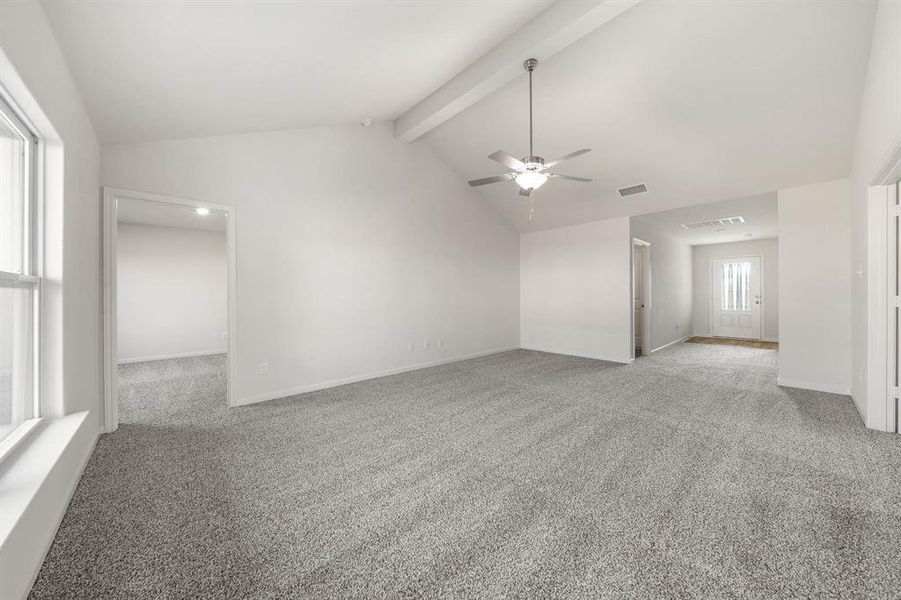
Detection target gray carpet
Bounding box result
[29,345,901,598]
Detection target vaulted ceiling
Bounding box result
[41,0,876,232]
[40,0,552,143]
[421,0,876,231]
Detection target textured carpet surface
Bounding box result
[30,346,901,599]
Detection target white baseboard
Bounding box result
[649,335,691,354]
[118,349,226,364]
[519,345,632,364]
[234,346,521,407]
[777,377,851,396]
[763,337,779,343]
[0,412,97,600]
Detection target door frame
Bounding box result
[632,238,650,359]
[865,137,901,433]
[102,187,238,433]
[709,254,764,341]
[886,180,899,433]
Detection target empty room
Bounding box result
[0,1,899,598]
[115,197,230,426]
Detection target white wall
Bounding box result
[778,179,852,394]
[0,1,102,598]
[520,218,632,363]
[1,1,102,423]
[850,0,901,426]
[102,123,520,404]
[692,238,779,342]
[630,219,693,352]
[117,223,227,362]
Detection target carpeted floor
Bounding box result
[30,345,901,598]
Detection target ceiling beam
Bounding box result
[393,0,641,143]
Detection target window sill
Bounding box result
[0,411,95,568]
[0,419,42,465]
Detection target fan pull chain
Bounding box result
[529,192,534,221]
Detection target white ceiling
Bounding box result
[118,198,226,232]
[422,0,876,232]
[44,1,876,234]
[633,192,777,246]
[40,0,552,144]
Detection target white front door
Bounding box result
[710,256,762,340]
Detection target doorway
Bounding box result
[102,188,237,433]
[632,239,650,357]
[862,137,901,433]
[710,256,762,340]
[888,178,900,433]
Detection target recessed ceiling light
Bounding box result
[196,207,210,215]
[361,118,374,127]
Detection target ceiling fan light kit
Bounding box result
[468,58,592,218]
[515,169,547,190]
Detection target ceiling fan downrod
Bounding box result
[525,58,538,158]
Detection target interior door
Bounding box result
[711,256,761,340]
[634,248,643,351]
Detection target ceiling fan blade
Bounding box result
[488,150,526,171]
[543,148,591,169]
[518,188,531,197]
[468,173,515,187]
[547,173,593,182]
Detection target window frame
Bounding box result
[0,92,42,460]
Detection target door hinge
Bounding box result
[892,204,901,217]
[893,296,901,308]
[893,387,900,399]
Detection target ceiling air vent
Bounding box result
[618,183,648,197]
[681,216,746,230]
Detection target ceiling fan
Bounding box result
[468,58,592,217]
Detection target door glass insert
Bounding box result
[721,262,751,311]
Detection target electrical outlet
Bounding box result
[407,342,415,352]
[259,362,268,375]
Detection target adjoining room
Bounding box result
[114,197,229,425]
[631,192,780,353]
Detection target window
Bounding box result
[720,262,751,312]
[0,95,39,444]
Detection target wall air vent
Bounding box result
[618,183,648,197]
[681,216,746,230]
